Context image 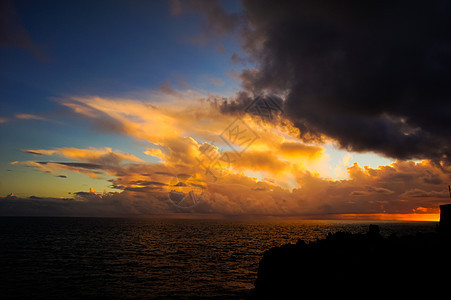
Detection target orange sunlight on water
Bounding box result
[338,213,440,222]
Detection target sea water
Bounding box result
[0,217,436,299]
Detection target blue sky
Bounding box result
[1,0,243,99]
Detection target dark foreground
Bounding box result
[249,225,451,299]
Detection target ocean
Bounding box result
[0,217,437,299]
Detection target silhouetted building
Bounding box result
[440,204,451,232]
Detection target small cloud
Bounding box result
[74,191,92,197]
[414,206,428,213]
[0,117,9,123]
[231,53,247,64]
[129,180,167,187]
[350,186,394,196]
[252,187,266,191]
[209,77,223,86]
[366,186,394,194]
[145,148,164,160]
[159,80,182,97]
[169,0,182,16]
[402,188,448,198]
[23,150,44,155]
[350,191,369,196]
[342,153,353,167]
[15,114,46,121]
[52,162,103,170]
[216,43,226,54]
[421,170,443,185]
[226,71,241,82]
[154,171,175,176]
[56,175,67,178]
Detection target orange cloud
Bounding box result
[24,147,143,163]
[58,93,328,182]
[278,142,323,159]
[8,90,450,219]
[9,149,451,219]
[232,150,289,173]
[13,160,104,178]
[17,147,145,179]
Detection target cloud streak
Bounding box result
[15,114,46,121]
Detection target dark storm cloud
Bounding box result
[237,0,451,164]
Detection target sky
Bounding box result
[1,0,450,220]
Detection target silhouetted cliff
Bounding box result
[250,225,451,299]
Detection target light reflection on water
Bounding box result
[0,217,436,299]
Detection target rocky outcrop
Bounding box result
[250,225,451,299]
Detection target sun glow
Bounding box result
[338,213,440,222]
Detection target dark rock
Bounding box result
[440,204,451,232]
[250,225,451,299]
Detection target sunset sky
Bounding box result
[1,0,450,220]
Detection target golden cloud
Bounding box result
[8,90,450,220]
